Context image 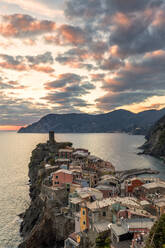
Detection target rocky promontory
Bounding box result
[141,114,165,160]
[19,138,74,248]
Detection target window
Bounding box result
[83,221,86,225]
[83,210,85,215]
[56,176,58,179]
[103,211,106,216]
[56,182,59,184]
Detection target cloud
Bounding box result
[45,24,89,46]
[105,0,149,14]
[100,56,125,71]
[96,51,165,110]
[45,73,83,89]
[1,0,62,18]
[56,52,93,70]
[44,72,95,111]
[0,14,56,38]
[90,73,105,81]
[0,0,165,126]
[31,65,54,73]
[65,0,104,21]
[0,77,28,90]
[0,52,54,73]
[26,52,53,64]
[96,91,159,111]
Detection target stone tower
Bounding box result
[49,131,55,144]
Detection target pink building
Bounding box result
[52,169,73,187]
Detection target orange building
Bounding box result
[125,178,144,196]
[52,169,73,187]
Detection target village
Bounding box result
[38,132,165,248]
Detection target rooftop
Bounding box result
[143,181,165,190]
[95,185,116,190]
[126,219,154,230]
[55,158,70,162]
[75,187,103,200]
[94,221,111,233]
[87,197,141,211]
[100,175,118,181]
[111,223,128,236]
[54,169,73,175]
[59,149,73,153]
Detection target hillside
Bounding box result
[141,114,165,158]
[18,108,165,134]
[145,214,165,248]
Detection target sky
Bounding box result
[0,0,165,130]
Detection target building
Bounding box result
[154,196,165,217]
[111,218,154,244]
[125,177,157,196]
[59,148,73,159]
[82,170,99,187]
[69,187,103,213]
[80,203,89,231]
[95,185,119,198]
[52,169,73,188]
[96,175,120,197]
[64,232,81,248]
[49,131,55,144]
[139,180,165,199]
[85,197,142,232]
[72,149,89,160]
[125,178,144,196]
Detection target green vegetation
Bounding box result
[158,130,165,146]
[96,234,111,248]
[48,158,55,166]
[145,214,165,248]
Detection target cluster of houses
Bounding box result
[42,133,165,248]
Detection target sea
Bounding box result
[0,132,165,248]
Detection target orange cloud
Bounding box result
[0,62,27,71]
[152,10,165,27]
[109,45,127,59]
[0,14,56,38]
[90,73,105,81]
[132,103,165,113]
[112,12,131,29]
[145,50,165,58]
[59,25,86,45]
[31,65,55,73]
[45,25,87,46]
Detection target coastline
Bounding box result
[18,132,161,248]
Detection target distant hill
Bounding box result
[141,112,165,158]
[18,108,165,134]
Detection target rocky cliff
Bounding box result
[19,140,74,248]
[18,108,165,135]
[141,114,165,160]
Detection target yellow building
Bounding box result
[80,204,89,232]
[155,201,165,217]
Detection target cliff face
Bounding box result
[141,114,165,159]
[19,140,74,248]
[18,108,165,135]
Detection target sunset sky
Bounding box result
[0,0,165,130]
